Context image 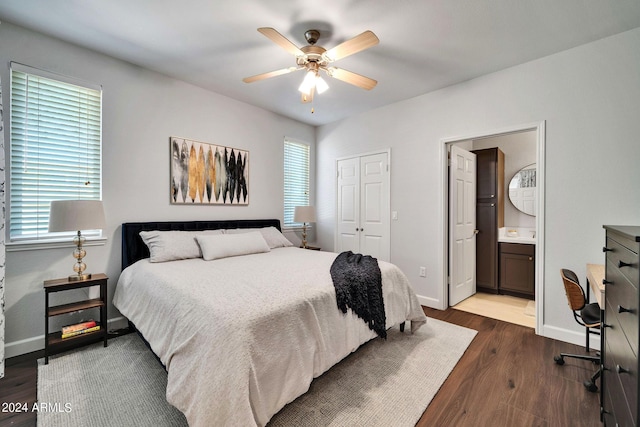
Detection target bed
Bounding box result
[113,219,427,427]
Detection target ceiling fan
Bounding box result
[243,27,379,103]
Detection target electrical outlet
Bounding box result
[419,267,426,277]
[392,211,398,220]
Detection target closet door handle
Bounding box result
[603,247,613,252]
[618,260,631,268]
[603,279,613,285]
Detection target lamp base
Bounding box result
[68,273,92,282]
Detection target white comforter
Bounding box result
[113,247,426,427]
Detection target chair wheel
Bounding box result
[554,355,565,365]
[584,380,598,393]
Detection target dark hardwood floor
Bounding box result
[0,354,39,427]
[418,307,601,427]
[0,308,601,427]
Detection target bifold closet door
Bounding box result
[336,152,389,261]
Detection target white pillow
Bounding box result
[139,230,223,263]
[224,226,293,249]
[196,232,270,261]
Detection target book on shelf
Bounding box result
[61,320,97,336]
[61,325,100,339]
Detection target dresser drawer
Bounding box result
[603,385,634,427]
[604,304,638,424]
[606,259,639,352]
[606,236,639,288]
[605,337,637,427]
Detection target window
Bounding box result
[283,138,310,229]
[9,63,102,242]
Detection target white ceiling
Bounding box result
[1,0,639,126]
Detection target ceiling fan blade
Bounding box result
[257,27,304,56]
[323,30,379,62]
[327,67,377,90]
[243,67,300,83]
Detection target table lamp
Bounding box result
[294,205,316,249]
[48,200,106,281]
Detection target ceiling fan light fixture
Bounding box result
[315,75,329,94]
[298,70,316,95]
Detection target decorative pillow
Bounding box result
[224,226,293,249]
[196,232,271,261]
[139,230,223,263]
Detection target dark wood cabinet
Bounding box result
[499,242,535,299]
[602,225,639,427]
[476,203,498,291]
[472,148,504,293]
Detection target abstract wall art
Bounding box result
[170,137,249,205]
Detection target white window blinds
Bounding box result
[10,64,102,241]
[283,139,310,228]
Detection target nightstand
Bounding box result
[44,273,108,364]
[302,245,321,251]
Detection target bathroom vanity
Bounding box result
[498,241,535,299]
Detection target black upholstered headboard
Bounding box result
[121,219,282,270]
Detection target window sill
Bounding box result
[6,237,108,252]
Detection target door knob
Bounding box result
[473,229,479,235]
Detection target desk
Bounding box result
[586,263,605,309]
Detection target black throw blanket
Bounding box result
[330,251,387,339]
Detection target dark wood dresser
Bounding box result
[602,225,640,427]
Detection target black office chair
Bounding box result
[553,269,601,392]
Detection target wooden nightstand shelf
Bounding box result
[44,273,108,364]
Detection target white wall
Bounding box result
[316,28,640,344]
[0,22,315,357]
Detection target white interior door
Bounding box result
[359,153,389,261]
[449,145,477,306]
[336,151,390,261]
[336,157,360,254]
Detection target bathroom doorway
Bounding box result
[442,122,545,332]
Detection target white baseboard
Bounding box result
[417,294,443,309]
[540,323,600,351]
[5,335,44,359]
[5,316,130,359]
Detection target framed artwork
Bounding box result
[170,137,249,205]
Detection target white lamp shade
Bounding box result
[315,75,329,94]
[298,71,316,95]
[48,200,106,232]
[294,205,316,223]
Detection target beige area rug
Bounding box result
[38,319,476,427]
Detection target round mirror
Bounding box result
[508,163,536,216]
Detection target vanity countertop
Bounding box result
[498,235,536,244]
[498,227,536,244]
